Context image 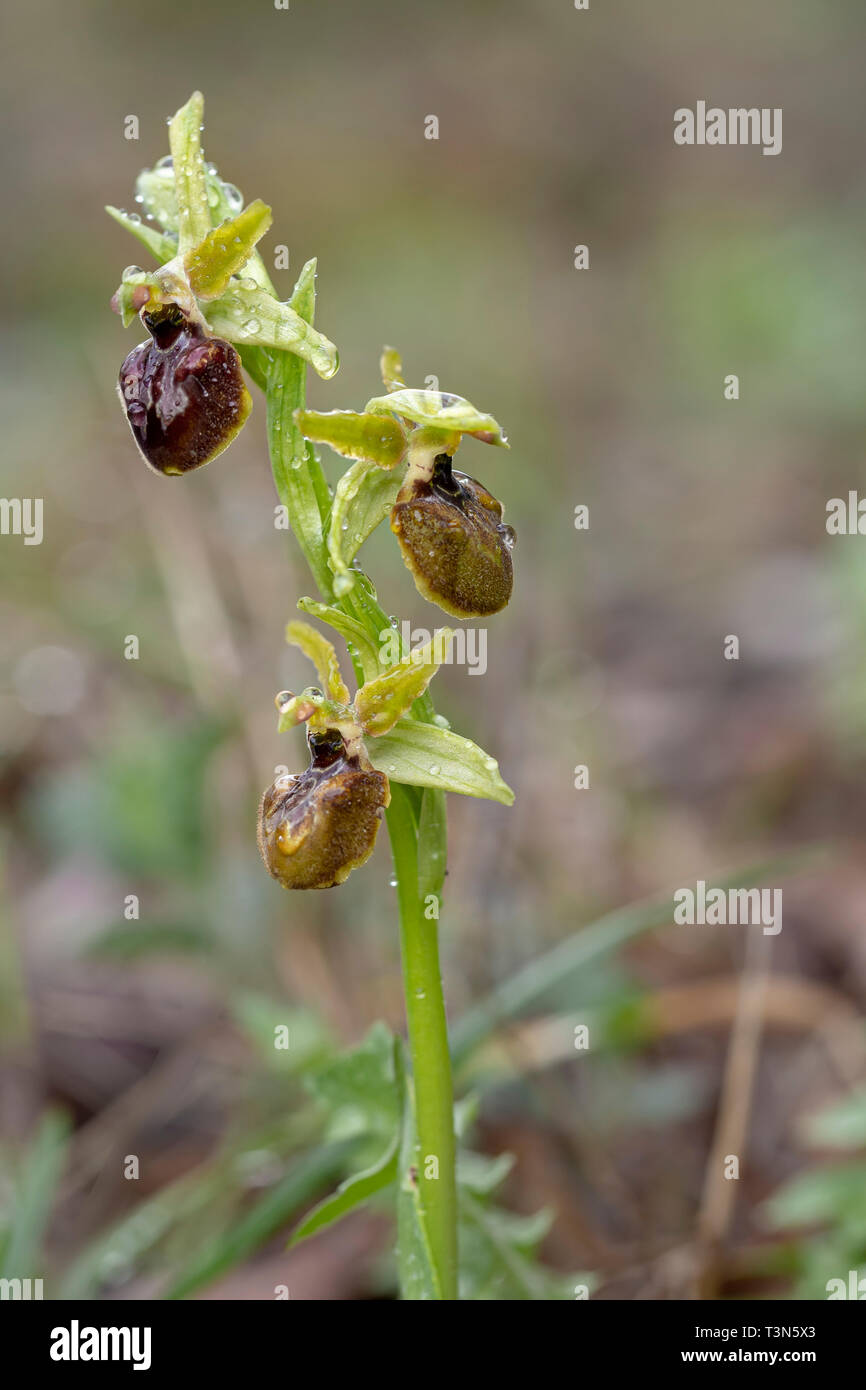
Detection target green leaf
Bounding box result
[458,1190,574,1300]
[263,259,334,599]
[297,598,382,683]
[185,200,273,299]
[105,206,176,264]
[163,1142,354,1300]
[206,282,339,379]
[356,632,453,738]
[289,1129,399,1249]
[451,853,816,1064]
[457,1150,515,1195]
[367,718,514,805]
[168,91,211,255]
[396,1042,441,1300]
[365,388,508,446]
[0,1110,70,1282]
[231,993,335,1075]
[296,410,406,468]
[85,921,210,960]
[304,1022,401,1142]
[417,788,448,904]
[764,1161,866,1230]
[802,1087,866,1150]
[325,462,404,597]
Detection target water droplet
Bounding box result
[156,155,174,169]
[498,523,516,550]
[432,713,450,729]
[223,183,243,213]
[275,690,294,711]
[244,318,261,334]
[134,193,144,204]
[122,265,143,279]
[429,765,441,776]
[389,875,398,887]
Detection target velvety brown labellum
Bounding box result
[257,728,390,890]
[118,308,252,476]
[391,453,514,617]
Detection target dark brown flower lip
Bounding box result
[390,454,514,618]
[257,728,391,891]
[117,306,252,476]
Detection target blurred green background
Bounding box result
[2,0,866,1299]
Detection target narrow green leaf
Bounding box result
[367,718,514,805]
[168,91,211,255]
[395,1042,441,1300]
[417,788,448,904]
[326,461,403,597]
[356,632,452,738]
[263,259,334,599]
[105,206,176,264]
[802,1087,866,1150]
[185,199,273,299]
[0,1110,70,1281]
[163,1142,354,1300]
[452,852,821,1064]
[289,1130,399,1248]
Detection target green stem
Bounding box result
[262,272,457,1299]
[387,784,458,1299]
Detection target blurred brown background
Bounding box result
[2,0,866,1299]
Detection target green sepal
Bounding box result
[326,460,403,597]
[355,632,452,738]
[365,388,509,446]
[296,410,406,467]
[380,345,406,393]
[184,200,273,299]
[296,598,383,683]
[168,91,211,255]
[367,718,515,804]
[206,282,339,379]
[285,620,350,704]
[105,206,176,265]
[275,693,319,733]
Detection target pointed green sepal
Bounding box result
[364,388,509,446]
[355,632,452,737]
[105,206,176,265]
[296,599,383,684]
[380,345,406,393]
[168,91,211,255]
[184,200,273,299]
[286,620,351,704]
[206,283,339,379]
[295,410,406,468]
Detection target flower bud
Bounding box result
[257,727,390,890]
[391,452,514,617]
[117,306,251,475]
